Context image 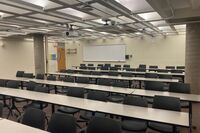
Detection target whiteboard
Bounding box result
[83,44,126,61]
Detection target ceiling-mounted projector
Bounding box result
[65,30,79,37]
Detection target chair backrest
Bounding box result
[136,68,146,72]
[36,74,45,79]
[79,71,91,75]
[145,73,158,78]
[157,69,170,73]
[91,71,101,75]
[80,64,86,67]
[158,74,172,79]
[166,66,175,69]
[87,117,121,133]
[27,81,37,91]
[121,72,133,77]
[110,67,118,71]
[63,76,74,82]
[169,82,190,94]
[87,91,107,102]
[123,96,148,107]
[80,66,87,69]
[97,64,103,67]
[170,69,184,73]
[16,71,24,77]
[123,64,130,68]
[66,69,74,74]
[76,77,89,84]
[153,95,181,111]
[125,68,135,71]
[34,85,49,93]
[97,79,113,86]
[0,102,3,117]
[22,108,46,130]
[149,65,158,69]
[67,87,85,98]
[112,81,129,88]
[88,67,95,70]
[114,65,121,68]
[108,71,119,76]
[6,80,20,89]
[0,79,6,87]
[139,64,146,69]
[47,75,56,81]
[88,64,94,67]
[104,64,111,67]
[176,66,185,69]
[100,66,109,70]
[145,81,164,91]
[48,113,76,133]
[23,73,34,78]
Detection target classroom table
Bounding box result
[0,119,49,133]
[0,87,189,131]
[48,72,179,88]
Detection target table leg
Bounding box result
[52,104,55,113]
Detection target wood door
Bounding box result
[57,47,66,71]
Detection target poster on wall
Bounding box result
[49,54,57,60]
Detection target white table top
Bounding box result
[0,87,189,127]
[132,89,200,103]
[30,79,88,88]
[70,68,185,76]
[0,76,29,82]
[0,119,49,133]
[85,84,134,94]
[48,72,179,83]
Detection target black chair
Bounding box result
[114,65,121,68]
[80,91,107,121]
[36,74,45,79]
[136,68,146,72]
[157,69,170,73]
[100,66,109,70]
[123,64,130,68]
[148,95,181,133]
[48,113,77,133]
[176,66,185,69]
[125,68,135,71]
[26,81,37,91]
[21,108,46,130]
[88,67,95,70]
[88,64,94,67]
[139,64,146,69]
[86,117,121,133]
[166,66,175,69]
[149,65,158,69]
[91,71,101,76]
[121,72,133,77]
[144,81,165,103]
[16,71,24,77]
[0,102,3,117]
[47,75,56,81]
[58,87,85,115]
[97,79,113,86]
[169,82,190,108]
[108,71,119,76]
[23,86,49,110]
[122,96,148,132]
[158,74,172,79]
[80,64,86,67]
[63,76,75,82]
[6,80,23,117]
[110,67,118,71]
[104,64,111,68]
[80,66,87,69]
[79,71,91,75]
[0,80,10,108]
[97,64,103,69]
[108,81,129,103]
[145,73,158,78]
[66,69,74,73]
[76,77,90,84]
[171,69,184,73]
[23,73,34,78]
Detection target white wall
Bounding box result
[0,37,34,76]
[65,34,185,69]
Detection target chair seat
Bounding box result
[23,102,48,110]
[57,106,79,114]
[14,98,27,102]
[148,122,179,133]
[122,119,147,132]
[80,111,93,120]
[181,101,189,108]
[56,88,68,94]
[107,95,124,103]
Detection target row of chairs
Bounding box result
[0,78,189,133]
[12,94,183,133]
[80,63,185,70]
